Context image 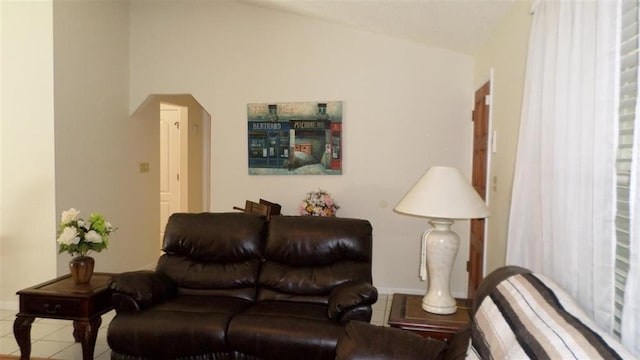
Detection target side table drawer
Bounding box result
[22,297,83,318]
[410,328,456,342]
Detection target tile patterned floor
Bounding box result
[0,294,392,359]
[0,309,113,359]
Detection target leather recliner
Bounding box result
[107,212,378,360]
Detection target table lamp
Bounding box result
[395,166,490,314]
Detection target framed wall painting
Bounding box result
[247,101,342,175]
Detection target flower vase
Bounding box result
[69,256,95,285]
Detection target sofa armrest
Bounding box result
[336,321,447,360]
[338,305,373,324]
[328,280,378,322]
[109,270,176,312]
[443,325,471,360]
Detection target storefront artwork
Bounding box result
[247,101,342,175]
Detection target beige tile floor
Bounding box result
[0,294,392,359]
[0,309,113,360]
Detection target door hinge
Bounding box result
[471,110,475,122]
[176,174,180,181]
[466,261,470,272]
[485,94,492,106]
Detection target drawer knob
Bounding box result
[44,304,61,314]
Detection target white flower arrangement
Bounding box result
[298,189,340,217]
[56,208,116,257]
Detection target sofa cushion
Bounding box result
[227,301,345,360]
[158,212,266,301]
[107,295,253,359]
[468,272,634,359]
[336,321,447,360]
[259,216,373,303]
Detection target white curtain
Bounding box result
[507,0,620,333]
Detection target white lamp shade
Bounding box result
[395,166,490,219]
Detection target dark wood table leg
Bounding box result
[13,315,35,360]
[73,316,102,360]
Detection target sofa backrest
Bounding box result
[469,267,634,359]
[471,265,530,314]
[157,212,266,301]
[258,215,373,304]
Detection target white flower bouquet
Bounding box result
[298,189,340,217]
[56,208,116,257]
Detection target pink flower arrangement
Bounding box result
[298,189,340,217]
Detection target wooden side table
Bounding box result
[13,273,114,360]
[387,293,471,342]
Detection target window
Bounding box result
[614,0,638,338]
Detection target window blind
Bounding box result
[614,0,638,338]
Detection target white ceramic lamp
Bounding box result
[395,166,490,314]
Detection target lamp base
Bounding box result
[422,296,457,314]
[421,218,460,315]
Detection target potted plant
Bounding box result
[56,208,116,284]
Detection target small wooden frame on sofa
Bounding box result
[233,199,281,220]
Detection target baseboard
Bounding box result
[376,287,468,299]
[0,300,19,312]
[140,262,156,271]
[376,287,423,296]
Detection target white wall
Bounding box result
[53,0,159,276]
[473,2,532,274]
[0,1,511,305]
[0,0,57,309]
[130,1,475,295]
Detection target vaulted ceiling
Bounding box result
[241,0,522,55]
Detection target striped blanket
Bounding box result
[466,273,635,359]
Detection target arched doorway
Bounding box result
[132,94,211,249]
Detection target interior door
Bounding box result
[468,81,490,299]
[160,105,181,246]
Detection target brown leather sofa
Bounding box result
[106,212,377,360]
